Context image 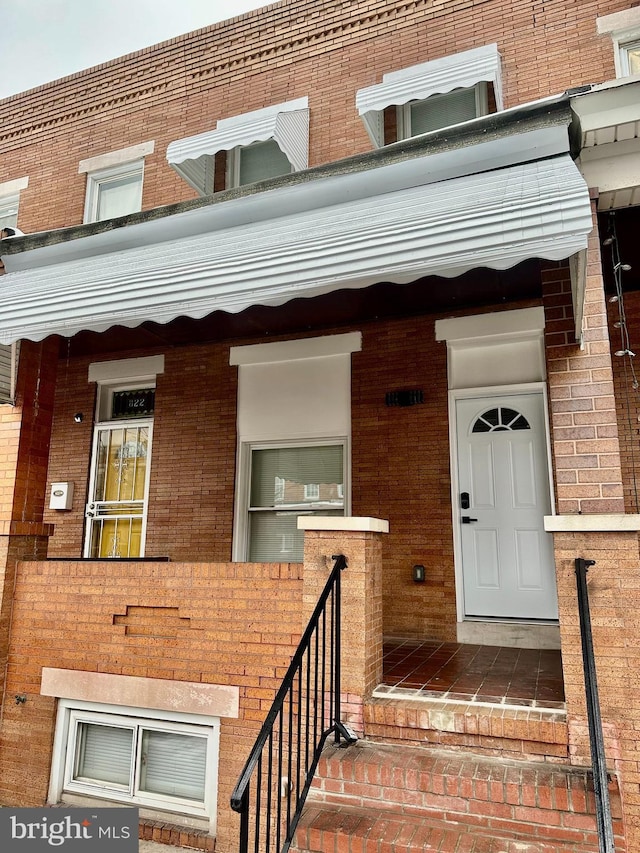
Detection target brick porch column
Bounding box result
[543,199,640,847]
[0,339,57,701]
[300,517,388,734]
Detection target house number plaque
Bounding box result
[111,389,155,419]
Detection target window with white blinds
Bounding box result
[139,729,207,801]
[75,722,133,788]
[401,84,486,138]
[248,444,345,562]
[63,708,216,816]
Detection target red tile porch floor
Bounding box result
[376,638,565,711]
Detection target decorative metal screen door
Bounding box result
[456,393,557,620]
[84,421,153,558]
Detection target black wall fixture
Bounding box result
[385,390,424,407]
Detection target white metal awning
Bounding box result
[356,44,503,147]
[167,98,309,195]
[0,154,592,345]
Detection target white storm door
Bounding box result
[456,393,557,620]
[84,421,153,558]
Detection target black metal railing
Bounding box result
[231,554,357,853]
[575,557,616,853]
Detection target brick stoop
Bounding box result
[293,740,626,852]
[364,696,569,762]
[293,802,600,852]
[139,819,214,851]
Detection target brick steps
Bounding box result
[292,801,599,852]
[364,696,569,762]
[294,740,625,852]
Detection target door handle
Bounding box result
[461,516,478,524]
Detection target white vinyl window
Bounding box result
[84,162,144,223]
[57,704,219,818]
[399,84,487,138]
[247,443,345,562]
[228,139,293,188]
[621,40,640,75]
[0,194,19,231]
[597,10,640,78]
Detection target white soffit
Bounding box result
[167,98,309,195]
[0,155,592,345]
[571,80,640,210]
[356,44,503,147]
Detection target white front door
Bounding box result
[84,420,153,558]
[456,393,557,620]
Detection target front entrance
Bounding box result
[455,392,557,620]
[84,420,153,558]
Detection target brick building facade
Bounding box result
[1,1,640,850]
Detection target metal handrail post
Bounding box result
[575,558,616,853]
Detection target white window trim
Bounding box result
[0,176,28,232]
[0,194,19,222]
[83,160,145,224]
[597,8,640,78]
[234,437,349,562]
[49,699,219,831]
[619,38,640,76]
[397,82,488,139]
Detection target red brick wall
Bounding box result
[0,559,303,853]
[610,289,640,513]
[0,0,632,234]
[44,312,456,639]
[543,208,625,515]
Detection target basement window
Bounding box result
[53,701,219,821]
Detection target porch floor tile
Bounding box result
[381,638,565,710]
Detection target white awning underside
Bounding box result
[356,44,503,147]
[167,98,309,195]
[0,155,592,345]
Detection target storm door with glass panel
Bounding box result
[248,444,344,562]
[84,388,154,558]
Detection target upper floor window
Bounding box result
[0,195,18,231]
[399,84,488,139]
[79,141,155,223]
[0,175,28,232]
[167,98,309,196]
[597,8,640,78]
[356,44,502,148]
[228,139,293,188]
[621,40,640,75]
